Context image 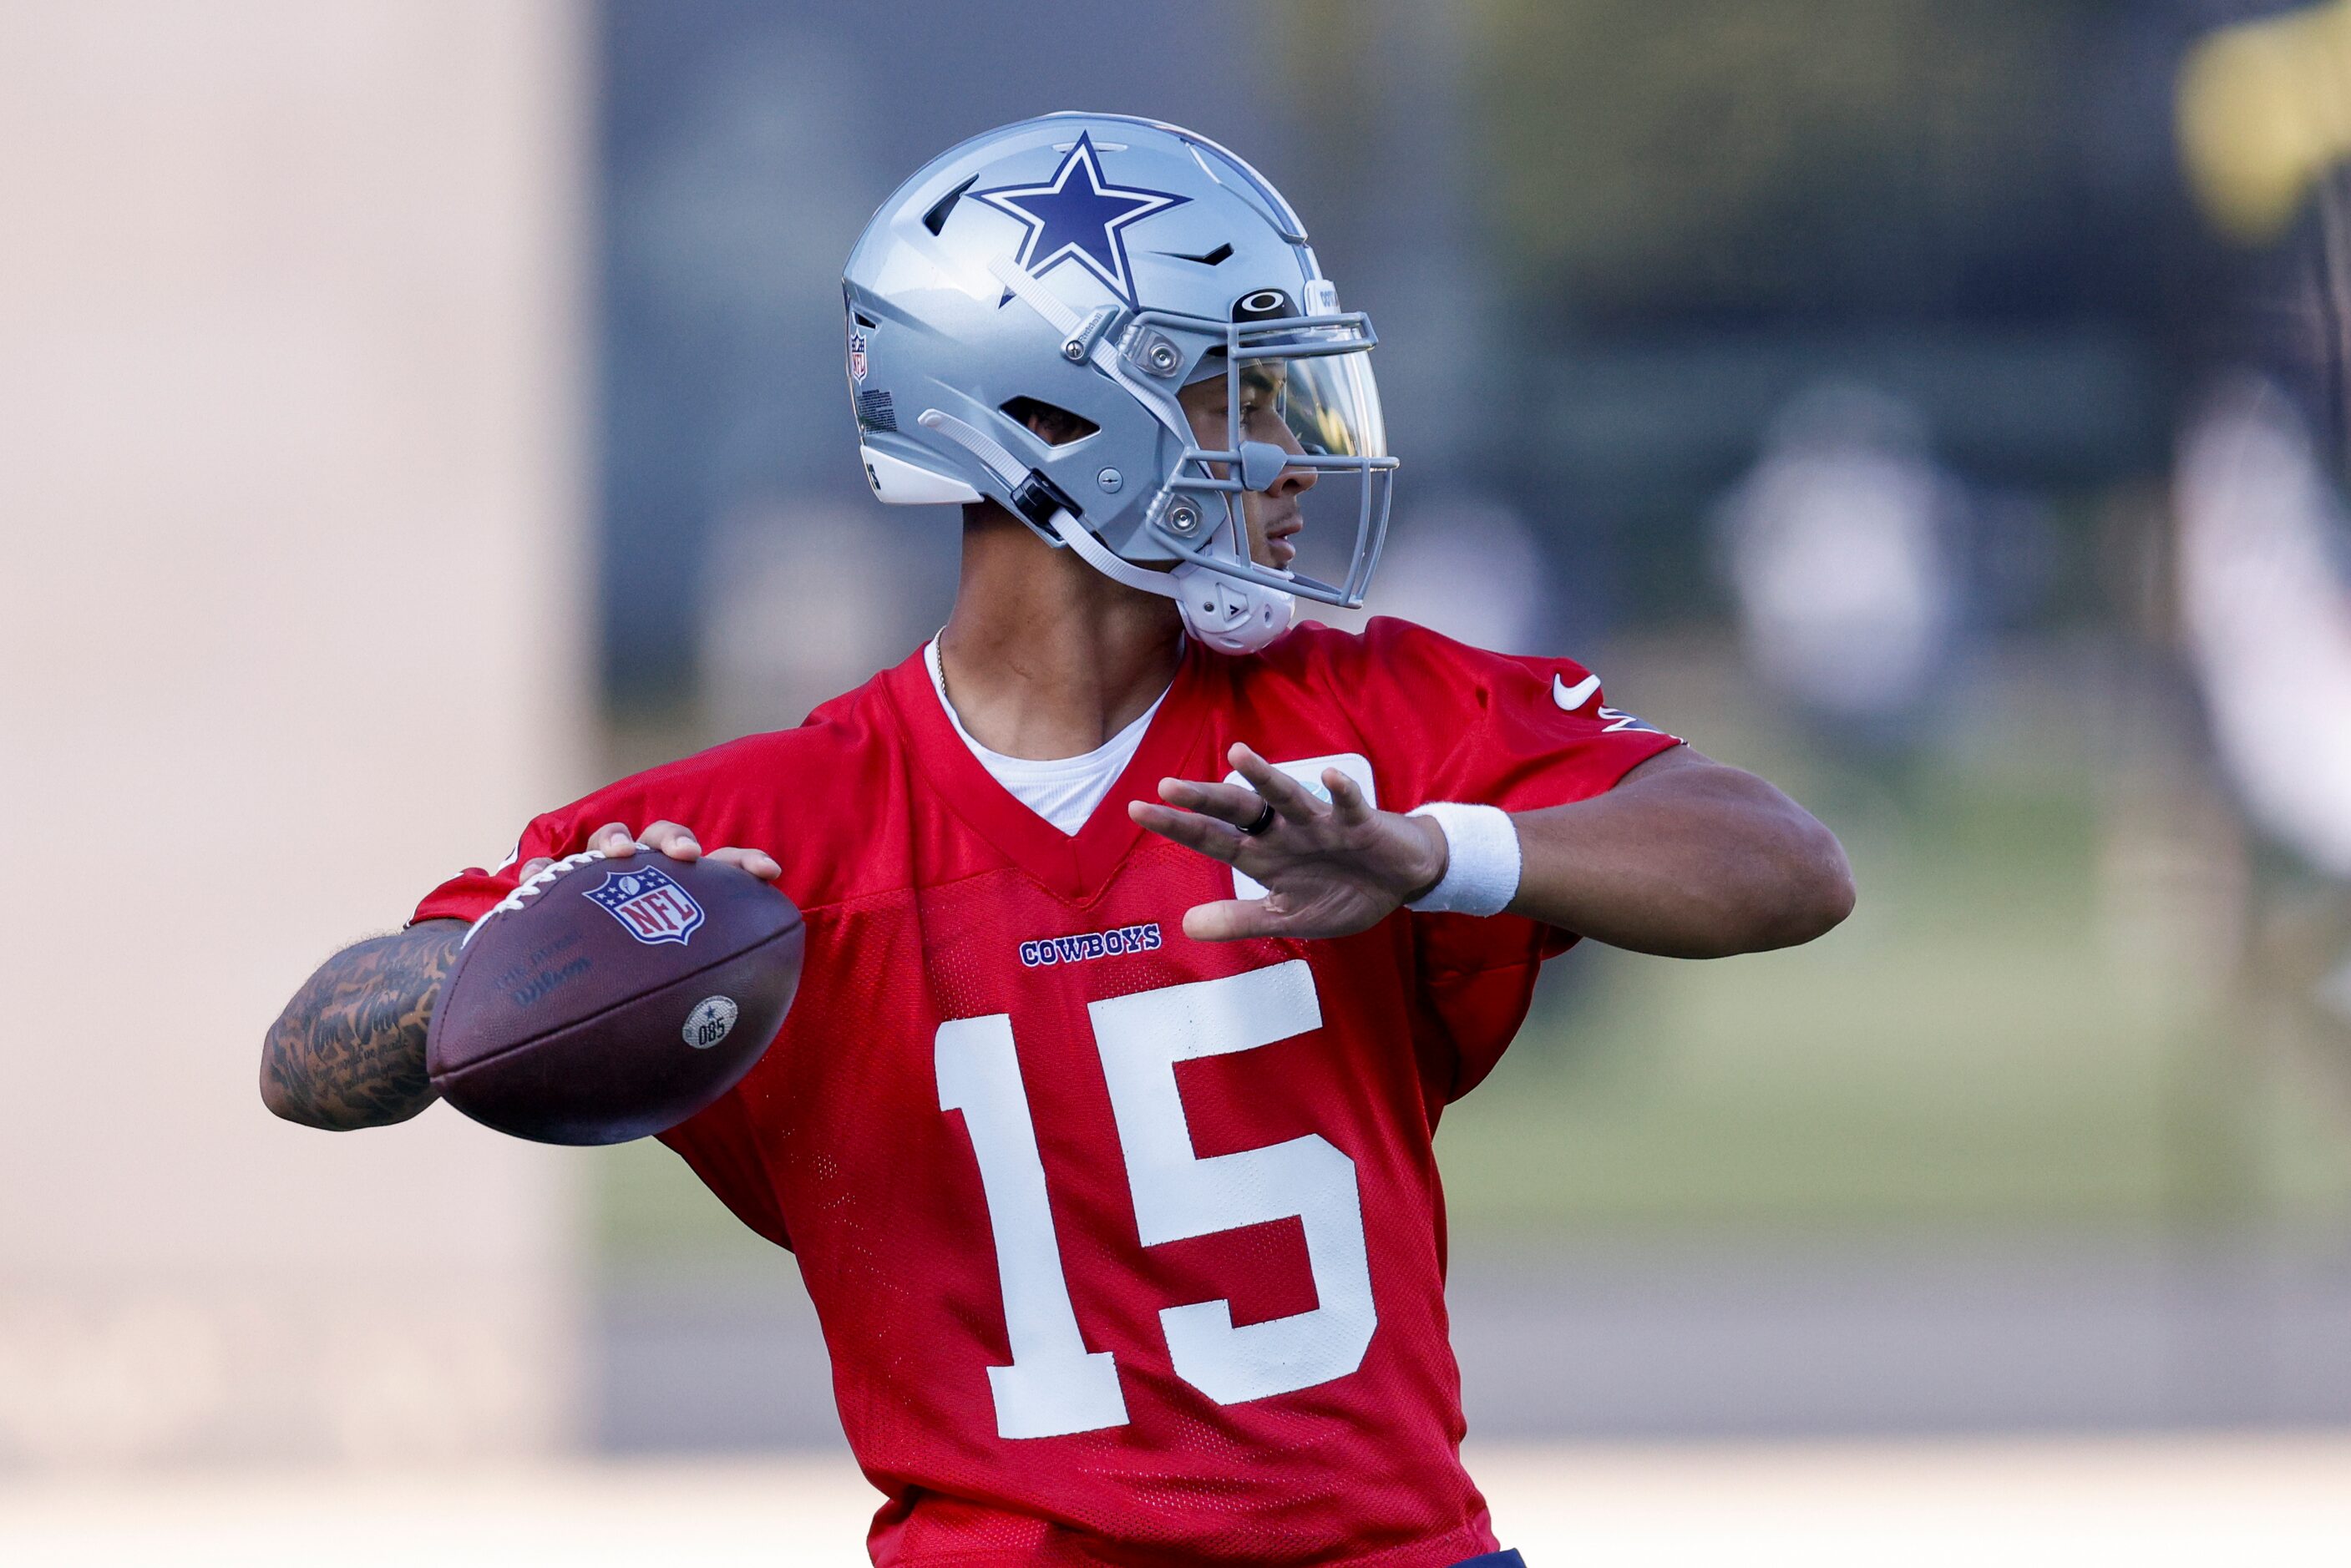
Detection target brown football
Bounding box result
[426,852,803,1145]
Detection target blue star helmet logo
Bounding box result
[970,132,1189,310]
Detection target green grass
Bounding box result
[1436,726,2351,1237]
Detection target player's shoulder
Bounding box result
[620,660,904,799]
[1246,615,1577,695]
[538,656,919,873]
[712,663,905,772]
[1243,615,1401,683]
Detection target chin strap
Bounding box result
[917,407,1295,655]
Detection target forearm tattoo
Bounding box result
[260,921,464,1130]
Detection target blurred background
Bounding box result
[7,0,2351,1560]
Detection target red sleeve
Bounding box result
[1341,616,1682,820]
[1330,619,1685,1101]
[408,813,570,930]
[407,739,765,930]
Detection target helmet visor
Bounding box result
[1240,326,1388,462]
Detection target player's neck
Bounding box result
[936,508,1184,761]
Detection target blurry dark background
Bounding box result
[585,0,2351,1451]
[596,0,2205,711]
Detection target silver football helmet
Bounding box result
[842,112,1397,653]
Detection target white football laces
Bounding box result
[461,847,611,948]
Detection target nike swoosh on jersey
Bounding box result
[1553,672,1600,711]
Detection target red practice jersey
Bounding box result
[415,618,1680,1568]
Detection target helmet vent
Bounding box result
[921,175,978,236]
[1001,397,1099,447]
[1163,242,1234,266]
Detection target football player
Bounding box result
[261,114,1852,1568]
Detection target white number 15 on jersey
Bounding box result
[935,960,1377,1439]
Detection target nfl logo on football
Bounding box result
[587,865,706,947]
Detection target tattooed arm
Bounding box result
[259,919,464,1130]
[257,823,776,1131]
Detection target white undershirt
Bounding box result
[925,637,1169,836]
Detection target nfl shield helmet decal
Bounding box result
[847,326,869,383]
[587,864,706,947]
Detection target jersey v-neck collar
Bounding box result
[881,641,1213,904]
[922,637,1168,831]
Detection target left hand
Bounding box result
[1130,743,1450,942]
[516,821,782,886]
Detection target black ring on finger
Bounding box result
[1239,797,1279,837]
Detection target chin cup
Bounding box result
[1173,564,1295,655]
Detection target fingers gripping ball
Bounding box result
[427,851,803,1145]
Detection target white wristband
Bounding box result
[1405,802,1523,917]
